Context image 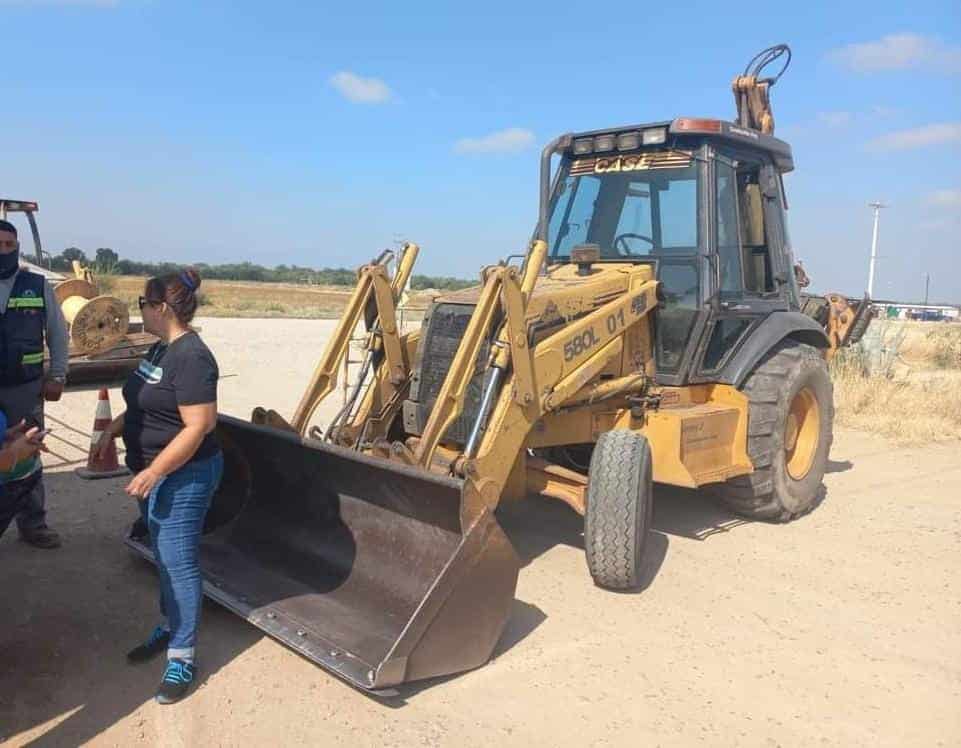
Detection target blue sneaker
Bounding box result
[156,658,196,704]
[126,625,170,664]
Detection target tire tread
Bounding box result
[711,339,834,522]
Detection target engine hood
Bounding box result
[434,261,654,338]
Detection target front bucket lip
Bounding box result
[217,413,464,493]
[124,536,399,694]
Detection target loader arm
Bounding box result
[463,269,660,516]
[412,235,658,520]
[289,243,418,434]
[414,239,548,469]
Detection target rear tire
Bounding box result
[710,339,833,521]
[584,430,653,589]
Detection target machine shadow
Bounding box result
[826,459,853,474]
[651,484,753,540]
[380,598,548,706]
[0,471,263,748]
[496,493,668,594]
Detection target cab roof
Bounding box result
[0,199,39,213]
[565,118,794,173]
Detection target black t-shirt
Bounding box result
[122,331,220,472]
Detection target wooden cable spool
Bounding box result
[54,278,129,356]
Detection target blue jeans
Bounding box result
[139,451,223,659]
[0,471,44,538]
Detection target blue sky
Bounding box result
[3,0,960,302]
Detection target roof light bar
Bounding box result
[617,132,640,151]
[572,138,593,155]
[593,134,616,152]
[642,127,667,145]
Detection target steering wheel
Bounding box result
[613,233,655,256]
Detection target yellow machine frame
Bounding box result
[281,239,753,520]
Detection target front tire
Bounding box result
[711,339,834,521]
[584,430,653,589]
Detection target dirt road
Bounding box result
[2,318,959,747]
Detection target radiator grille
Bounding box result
[403,302,488,445]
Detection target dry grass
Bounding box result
[891,320,961,370]
[105,275,435,320]
[107,275,354,318]
[832,320,961,443]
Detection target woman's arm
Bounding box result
[125,402,217,498]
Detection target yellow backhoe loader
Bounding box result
[128,45,836,692]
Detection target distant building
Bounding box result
[871,299,960,322]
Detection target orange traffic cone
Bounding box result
[76,388,130,480]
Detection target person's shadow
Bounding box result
[0,471,262,747]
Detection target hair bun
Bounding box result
[180,267,202,292]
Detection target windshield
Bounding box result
[547,150,699,262]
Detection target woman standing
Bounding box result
[98,268,222,704]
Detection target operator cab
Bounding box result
[545,118,800,385]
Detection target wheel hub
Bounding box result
[785,387,820,481]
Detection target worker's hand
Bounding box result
[12,428,46,458]
[125,468,163,500]
[5,419,28,441]
[43,380,65,402]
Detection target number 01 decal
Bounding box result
[605,308,626,334]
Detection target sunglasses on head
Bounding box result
[138,296,163,311]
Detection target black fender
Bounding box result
[717,311,829,388]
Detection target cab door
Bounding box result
[693,153,791,379]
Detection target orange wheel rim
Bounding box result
[785,387,820,481]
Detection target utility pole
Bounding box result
[924,273,930,305]
[867,202,886,299]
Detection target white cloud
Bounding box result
[829,33,961,74]
[454,128,535,155]
[866,122,961,151]
[926,190,961,209]
[816,111,853,127]
[328,71,391,104]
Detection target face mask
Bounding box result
[0,248,18,279]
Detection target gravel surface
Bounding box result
[2,317,959,747]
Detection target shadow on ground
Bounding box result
[498,481,756,563]
[826,459,854,474]
[1,469,810,727]
[0,471,262,747]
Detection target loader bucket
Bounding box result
[125,414,520,692]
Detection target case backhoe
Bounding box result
[128,45,839,692]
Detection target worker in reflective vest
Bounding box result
[0,218,69,548]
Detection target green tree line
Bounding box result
[49,247,475,291]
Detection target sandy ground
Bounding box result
[1,317,959,747]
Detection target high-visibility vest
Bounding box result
[0,270,47,387]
